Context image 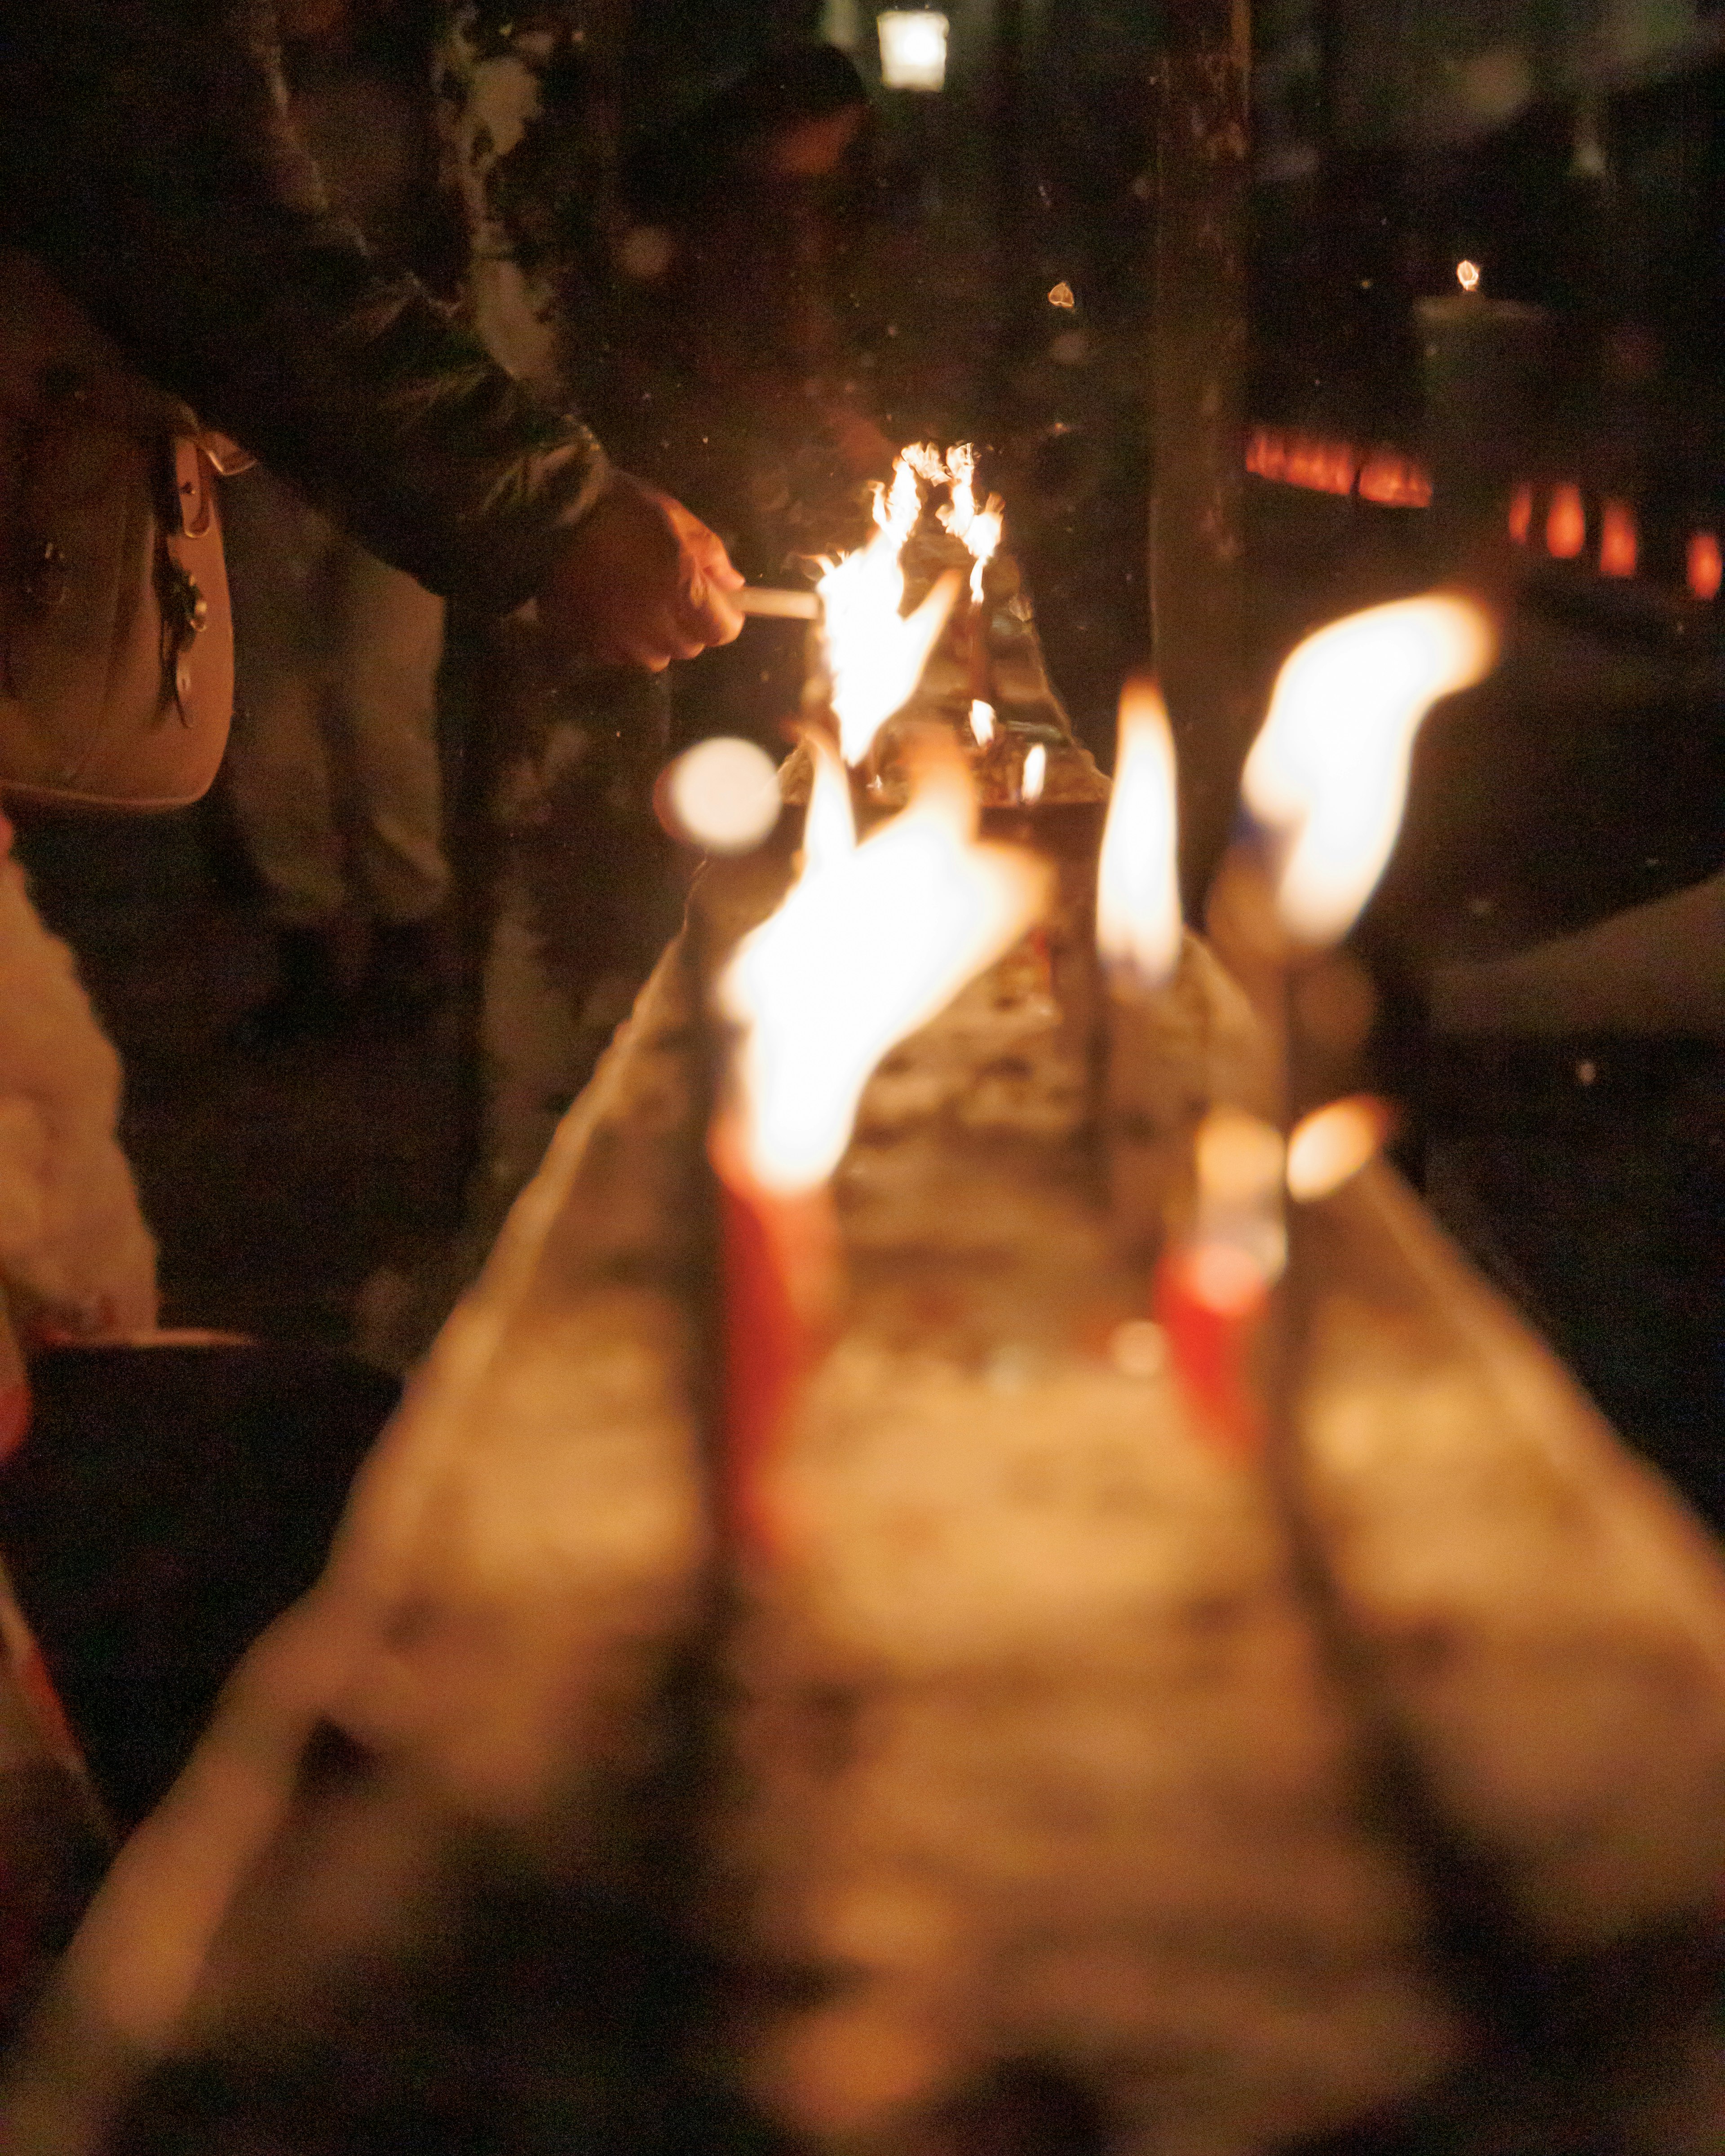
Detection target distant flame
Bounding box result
[969,698,995,748]
[1243,594,1497,945]
[718,739,1048,1192]
[1688,531,1722,601]
[1455,258,1481,292]
[1507,483,1533,545]
[1286,1095,1391,1201]
[1096,678,1181,992]
[1021,742,1047,804]
[939,442,1004,601]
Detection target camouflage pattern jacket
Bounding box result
[0,0,609,614]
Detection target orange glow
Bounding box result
[717,738,1048,1191]
[1507,483,1533,544]
[1688,530,1722,601]
[1243,594,1498,944]
[1246,427,1289,482]
[1096,678,1181,992]
[1286,1096,1391,1202]
[1455,259,1481,292]
[1358,450,1433,508]
[968,698,995,748]
[1284,432,1358,497]
[1546,482,1586,559]
[1599,499,1637,578]
[1249,428,1432,508]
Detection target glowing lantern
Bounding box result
[1599,500,1637,579]
[877,10,948,90]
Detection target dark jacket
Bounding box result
[0,0,607,613]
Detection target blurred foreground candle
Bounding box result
[712,737,1047,1554]
[1153,1107,1285,1458]
[1097,679,1265,1260]
[1195,595,1495,1467]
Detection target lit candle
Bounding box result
[1152,1105,1285,1458]
[1096,678,1263,1262]
[712,737,1047,1556]
[1200,593,1497,1463]
[817,451,961,770]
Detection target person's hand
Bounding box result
[536,471,744,671]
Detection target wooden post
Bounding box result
[1150,0,1253,910]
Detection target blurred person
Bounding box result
[225,0,458,1041]
[606,43,895,750]
[0,1,744,686]
[0,0,739,2024]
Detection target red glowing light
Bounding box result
[1507,483,1533,545]
[1689,531,1722,601]
[1546,483,1586,560]
[1599,500,1637,579]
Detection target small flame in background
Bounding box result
[1286,1095,1391,1202]
[718,737,1048,1192]
[1243,594,1497,945]
[969,698,996,747]
[1096,678,1181,992]
[817,442,1001,765]
[940,442,1004,601]
[1021,742,1047,804]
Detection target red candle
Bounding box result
[1153,1238,1271,1462]
[711,1119,843,1560]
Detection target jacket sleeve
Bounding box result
[0,0,608,614]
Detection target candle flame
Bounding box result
[1242,594,1497,945]
[817,449,962,765]
[799,729,857,875]
[1286,1095,1392,1201]
[969,698,996,747]
[1096,677,1181,992]
[719,738,1048,1192]
[938,441,1004,601]
[1021,742,1047,804]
